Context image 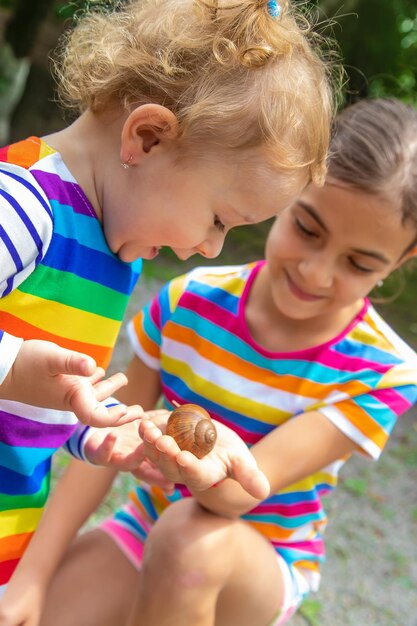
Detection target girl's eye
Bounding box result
[348,257,374,273]
[295,218,318,239]
[214,215,225,233]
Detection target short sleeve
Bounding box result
[0,330,23,384]
[319,363,417,459]
[127,273,189,371]
[0,162,53,297]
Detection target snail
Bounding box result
[166,403,217,459]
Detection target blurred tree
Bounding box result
[316,0,417,104]
[0,0,55,144]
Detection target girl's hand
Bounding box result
[0,578,44,626]
[84,418,175,492]
[1,339,138,427]
[139,418,270,500]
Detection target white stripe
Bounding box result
[0,164,53,293]
[0,399,77,425]
[367,305,417,362]
[31,151,77,183]
[320,405,381,459]
[162,336,317,416]
[0,332,23,384]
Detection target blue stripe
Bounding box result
[187,279,240,315]
[334,337,403,366]
[51,200,114,257]
[113,510,148,541]
[243,511,325,528]
[0,223,23,272]
[0,459,50,495]
[42,234,141,295]
[141,304,162,346]
[0,188,44,253]
[0,442,55,475]
[0,167,53,220]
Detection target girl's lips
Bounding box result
[285,271,325,302]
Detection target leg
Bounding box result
[127,498,285,626]
[40,529,138,626]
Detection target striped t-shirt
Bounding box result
[112,262,417,591]
[0,137,142,592]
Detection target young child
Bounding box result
[0,0,335,605]
[35,97,417,626]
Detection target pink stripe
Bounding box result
[181,292,237,330]
[316,348,391,374]
[123,502,152,531]
[256,501,322,517]
[274,540,324,556]
[149,298,161,333]
[371,387,412,416]
[101,519,144,570]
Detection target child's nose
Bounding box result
[299,254,334,289]
[197,233,225,259]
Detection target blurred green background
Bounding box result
[0,0,416,349]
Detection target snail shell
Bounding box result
[166,403,217,459]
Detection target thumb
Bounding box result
[231,457,270,501]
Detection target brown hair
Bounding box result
[328,98,417,248]
[54,0,340,185]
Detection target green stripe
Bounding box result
[0,474,50,512]
[18,265,127,321]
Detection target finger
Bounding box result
[50,348,97,377]
[175,451,223,490]
[230,457,270,501]
[87,432,116,465]
[139,420,163,443]
[92,373,128,401]
[131,461,175,492]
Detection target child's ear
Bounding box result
[120,104,179,164]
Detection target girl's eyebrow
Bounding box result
[298,201,328,231]
[298,201,390,264]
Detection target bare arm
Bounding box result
[189,410,358,518]
[138,409,358,518]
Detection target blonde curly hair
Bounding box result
[54,0,340,184]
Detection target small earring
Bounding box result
[377,279,384,287]
[121,155,133,169]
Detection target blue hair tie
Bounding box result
[267,0,281,18]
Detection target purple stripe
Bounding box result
[31,170,96,218]
[0,409,77,448]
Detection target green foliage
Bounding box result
[314,0,417,104]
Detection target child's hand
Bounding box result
[139,417,270,500]
[84,415,175,492]
[1,339,137,427]
[0,577,44,626]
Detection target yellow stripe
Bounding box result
[162,354,290,425]
[0,508,43,539]
[0,291,118,345]
[39,140,56,159]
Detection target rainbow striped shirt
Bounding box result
[0,137,141,592]
[113,262,417,591]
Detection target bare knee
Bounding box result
[142,499,238,591]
